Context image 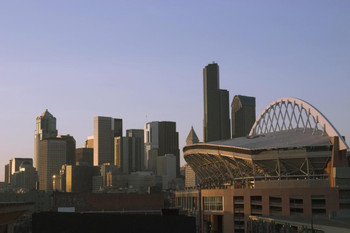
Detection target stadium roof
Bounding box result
[204,129,331,151]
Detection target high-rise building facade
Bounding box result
[39,138,66,191]
[203,63,230,142]
[114,129,144,174]
[231,95,256,138]
[34,110,58,171]
[57,135,76,165]
[93,116,122,166]
[144,121,180,177]
[126,129,144,172]
[76,148,93,166]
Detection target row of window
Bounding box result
[203,196,223,211]
[178,195,327,214]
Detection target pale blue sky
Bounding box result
[1,1,349,181]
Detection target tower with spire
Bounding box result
[186,126,199,146]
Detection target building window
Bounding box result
[203,196,223,211]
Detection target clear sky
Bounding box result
[1,1,349,181]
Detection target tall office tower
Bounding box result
[126,129,144,171]
[231,95,256,138]
[76,148,93,166]
[203,62,230,142]
[34,109,58,171]
[93,116,122,166]
[57,135,76,165]
[144,121,180,177]
[114,129,145,174]
[186,126,199,145]
[39,138,66,191]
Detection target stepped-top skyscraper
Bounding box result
[203,62,230,142]
[231,95,256,138]
[34,109,58,171]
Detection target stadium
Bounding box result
[177,97,350,233]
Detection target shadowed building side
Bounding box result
[39,138,66,191]
[203,63,230,142]
[231,95,256,138]
[57,135,76,166]
[145,121,180,177]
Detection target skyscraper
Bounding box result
[144,121,180,177]
[93,116,122,166]
[126,129,145,172]
[39,138,66,191]
[76,148,93,166]
[114,129,144,173]
[203,63,230,142]
[34,109,58,171]
[57,135,76,165]
[231,95,256,138]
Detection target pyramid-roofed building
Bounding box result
[186,126,199,146]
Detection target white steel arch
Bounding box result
[249,97,349,150]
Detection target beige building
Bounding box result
[39,138,66,191]
[85,136,94,149]
[185,164,198,188]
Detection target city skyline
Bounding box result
[1,1,350,181]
